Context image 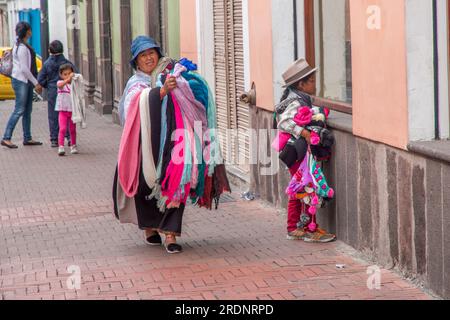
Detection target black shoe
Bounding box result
[1,140,18,149]
[51,141,58,148]
[145,233,162,246]
[23,140,43,146]
[165,243,183,254]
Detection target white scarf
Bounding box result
[139,88,157,189]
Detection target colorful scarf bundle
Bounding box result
[160,93,189,208]
[150,62,228,212]
[286,151,335,231]
[171,64,208,190]
[118,58,230,214]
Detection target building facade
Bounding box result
[5,0,41,53]
[64,0,450,298]
[181,0,450,299]
[4,0,68,57]
[65,0,180,121]
[47,0,68,57]
[0,1,9,46]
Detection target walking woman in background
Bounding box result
[1,22,43,149]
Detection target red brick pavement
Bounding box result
[0,101,433,300]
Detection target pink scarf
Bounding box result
[161,93,188,206]
[118,91,143,198]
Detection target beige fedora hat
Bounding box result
[282,58,317,88]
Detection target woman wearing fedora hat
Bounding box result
[275,58,336,243]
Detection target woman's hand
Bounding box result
[160,76,177,99]
[34,84,43,94]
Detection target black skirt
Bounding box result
[113,166,184,235]
[112,86,185,236]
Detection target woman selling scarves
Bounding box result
[113,36,230,254]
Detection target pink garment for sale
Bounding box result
[118,91,143,198]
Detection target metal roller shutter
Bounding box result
[213,0,250,176]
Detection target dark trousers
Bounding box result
[47,88,69,143]
[48,100,59,142]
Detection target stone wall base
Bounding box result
[250,107,450,299]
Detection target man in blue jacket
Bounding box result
[37,41,77,148]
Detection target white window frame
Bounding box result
[437,0,450,139]
[406,0,435,142]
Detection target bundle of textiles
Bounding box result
[118,60,231,213]
[118,60,230,213]
[286,151,335,232]
[273,103,335,232]
[272,105,334,163]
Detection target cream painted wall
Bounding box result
[48,0,68,57]
[78,0,87,54]
[295,0,306,59]
[406,0,435,142]
[271,0,295,103]
[351,0,409,149]
[179,0,197,62]
[131,0,146,39]
[111,0,121,65]
[248,0,274,110]
[167,0,180,59]
[437,0,449,139]
[195,0,215,93]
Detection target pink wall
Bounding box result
[179,0,274,110]
[179,0,198,62]
[248,0,274,111]
[351,0,409,149]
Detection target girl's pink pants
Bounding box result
[59,111,76,147]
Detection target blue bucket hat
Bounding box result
[130,36,162,69]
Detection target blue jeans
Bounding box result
[2,78,34,142]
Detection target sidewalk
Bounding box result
[0,101,433,300]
